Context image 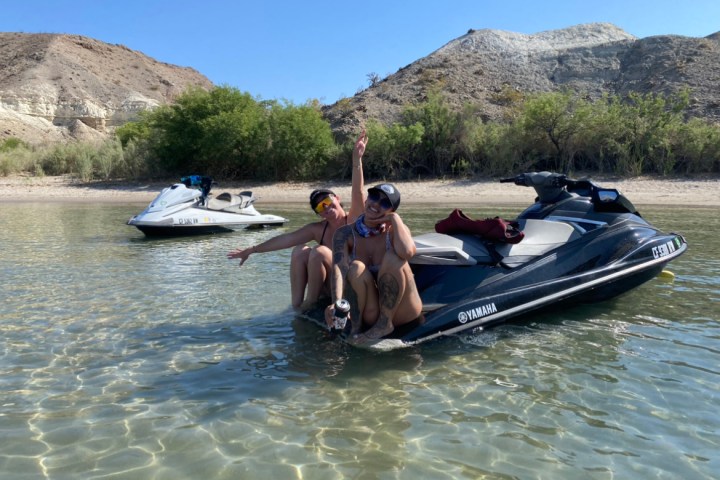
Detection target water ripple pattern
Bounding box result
[0,203,718,479]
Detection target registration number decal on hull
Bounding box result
[652,240,677,259]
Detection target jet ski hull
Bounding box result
[128,211,288,237]
[397,232,686,345]
[130,222,287,237]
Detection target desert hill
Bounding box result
[0,32,212,144]
[322,23,720,138]
[1,24,719,146]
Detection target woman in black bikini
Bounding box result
[228,132,368,309]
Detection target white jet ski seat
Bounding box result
[411,219,583,267]
[411,233,487,265]
[206,191,256,212]
[495,219,582,267]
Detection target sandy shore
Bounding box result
[1,174,718,207]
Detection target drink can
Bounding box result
[332,299,350,330]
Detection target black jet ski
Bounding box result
[327,172,687,349]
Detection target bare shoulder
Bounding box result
[303,219,328,241]
[281,219,323,244]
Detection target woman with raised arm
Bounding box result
[228,131,368,310]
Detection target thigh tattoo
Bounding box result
[378,273,400,310]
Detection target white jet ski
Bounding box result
[128,175,288,236]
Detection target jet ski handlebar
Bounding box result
[500,172,584,203]
[499,172,578,188]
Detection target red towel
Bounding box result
[435,209,524,244]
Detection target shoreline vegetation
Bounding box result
[3,88,719,207]
[3,89,719,189]
[2,174,719,207]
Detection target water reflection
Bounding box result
[0,202,718,479]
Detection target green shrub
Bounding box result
[6,86,720,182]
[0,138,34,175]
[264,101,337,181]
[1,137,29,152]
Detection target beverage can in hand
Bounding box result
[332,299,350,330]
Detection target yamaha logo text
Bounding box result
[458,302,498,323]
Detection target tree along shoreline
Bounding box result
[2,86,719,182]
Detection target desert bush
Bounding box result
[334,97,354,118]
[514,90,591,173]
[145,86,269,175]
[117,138,157,179]
[402,89,462,175]
[33,140,126,181]
[361,119,424,178]
[489,84,525,107]
[262,100,337,180]
[1,137,28,152]
[115,114,151,146]
[463,121,525,175]
[0,138,35,175]
[93,138,124,180]
[114,86,339,181]
[670,118,720,173]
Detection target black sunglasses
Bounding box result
[367,191,393,210]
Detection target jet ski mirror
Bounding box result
[595,189,619,203]
[591,187,638,214]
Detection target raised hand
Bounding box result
[353,130,368,162]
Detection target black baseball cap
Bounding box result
[368,184,401,211]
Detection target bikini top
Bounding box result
[351,218,392,274]
[319,215,348,246]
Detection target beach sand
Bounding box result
[1,174,718,207]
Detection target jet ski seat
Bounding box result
[496,219,582,267]
[411,232,491,265]
[207,192,256,211]
[411,219,582,267]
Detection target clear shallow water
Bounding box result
[0,201,718,479]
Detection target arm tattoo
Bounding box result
[332,225,352,265]
[330,225,353,300]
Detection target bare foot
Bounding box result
[298,299,317,312]
[351,322,394,344]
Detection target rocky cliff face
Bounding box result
[2,24,719,146]
[0,32,213,144]
[322,23,720,138]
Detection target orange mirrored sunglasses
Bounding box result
[313,195,334,214]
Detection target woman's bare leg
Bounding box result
[290,245,311,309]
[303,245,332,308]
[347,260,378,334]
[356,251,421,341]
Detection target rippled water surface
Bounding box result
[1,201,718,479]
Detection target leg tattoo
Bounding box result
[379,273,400,310]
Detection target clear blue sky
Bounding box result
[2,0,717,105]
